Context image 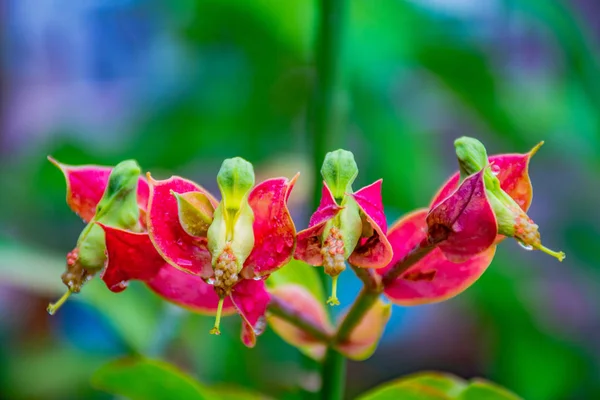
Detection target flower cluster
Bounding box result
[47,137,564,353]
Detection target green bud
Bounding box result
[217,157,255,220]
[454,137,489,181]
[321,149,358,203]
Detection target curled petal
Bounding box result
[242,175,298,278]
[348,180,393,269]
[100,225,234,315]
[268,284,333,361]
[147,175,218,278]
[335,298,391,361]
[427,170,497,262]
[379,210,496,305]
[230,279,270,348]
[294,183,343,266]
[49,157,149,224]
[429,147,539,212]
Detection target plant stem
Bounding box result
[310,0,346,209]
[321,347,346,400]
[335,288,381,343]
[382,240,436,287]
[268,296,333,343]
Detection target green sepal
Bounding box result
[173,191,215,237]
[337,197,362,258]
[321,149,358,204]
[77,160,143,271]
[209,157,256,272]
[217,157,255,235]
[207,198,255,273]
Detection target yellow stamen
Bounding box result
[537,244,566,262]
[210,296,225,335]
[326,275,340,306]
[47,289,72,315]
[529,141,544,157]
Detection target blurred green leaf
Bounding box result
[266,259,326,303]
[92,357,209,400]
[358,372,521,400]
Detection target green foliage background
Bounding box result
[1,0,599,399]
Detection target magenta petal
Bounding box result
[378,210,496,305]
[243,175,298,277]
[430,152,534,212]
[100,225,234,315]
[49,157,149,224]
[348,180,393,269]
[230,279,270,348]
[489,153,533,211]
[146,265,235,316]
[426,170,497,262]
[294,183,343,265]
[147,175,217,278]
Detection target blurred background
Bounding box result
[1,0,600,399]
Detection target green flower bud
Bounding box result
[321,149,358,204]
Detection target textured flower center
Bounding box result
[61,248,93,293]
[321,227,346,277]
[213,245,239,297]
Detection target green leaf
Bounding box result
[91,357,210,400]
[458,379,521,400]
[266,258,326,303]
[358,372,521,400]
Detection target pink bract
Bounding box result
[242,175,299,278]
[427,170,497,262]
[229,279,271,348]
[430,151,536,212]
[146,175,218,278]
[48,157,149,225]
[295,183,343,266]
[348,180,393,269]
[379,209,496,306]
[100,224,235,315]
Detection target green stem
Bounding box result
[321,347,346,400]
[310,0,346,209]
[382,240,436,287]
[335,288,381,343]
[268,297,333,343]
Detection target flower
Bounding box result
[46,157,234,319]
[379,137,564,305]
[295,150,393,305]
[146,157,298,346]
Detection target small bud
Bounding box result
[217,157,255,225]
[321,149,358,203]
[454,137,488,180]
[173,191,215,237]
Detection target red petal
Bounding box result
[379,210,496,305]
[427,170,497,262]
[230,279,270,348]
[489,153,533,211]
[348,180,393,269]
[429,151,535,212]
[268,284,332,360]
[147,175,218,278]
[242,175,298,277]
[294,183,343,265]
[49,157,149,224]
[100,225,234,314]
